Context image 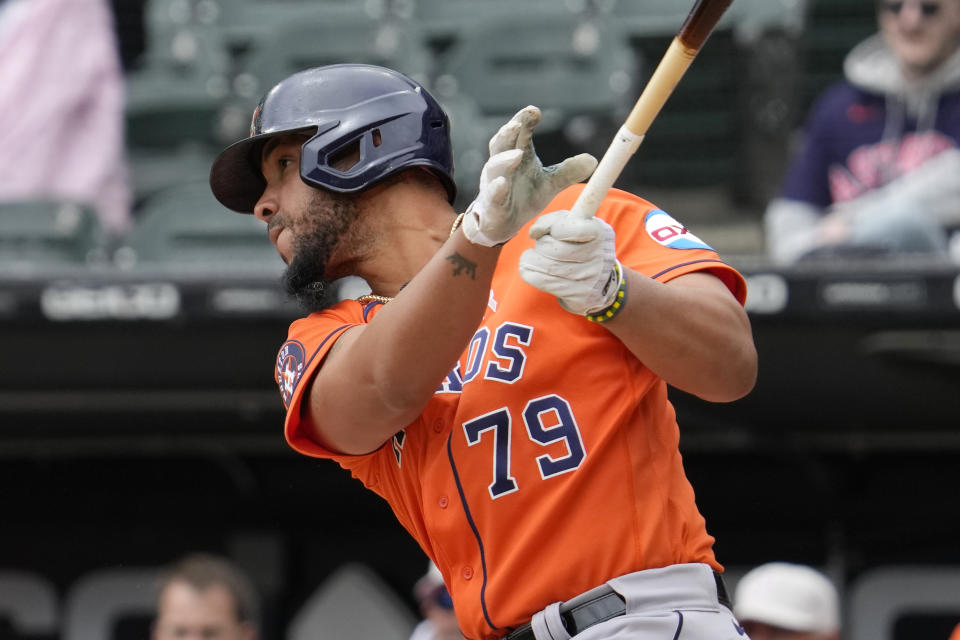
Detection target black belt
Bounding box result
[504,571,731,640]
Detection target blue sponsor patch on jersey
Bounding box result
[276,340,306,408]
[644,209,713,250]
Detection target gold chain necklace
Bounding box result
[356,212,465,305]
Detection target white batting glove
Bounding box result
[518,210,622,316]
[461,106,598,247]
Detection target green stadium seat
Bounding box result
[409,0,586,45]
[127,145,220,208]
[126,72,228,150]
[121,181,282,273]
[0,201,107,270]
[434,14,637,132]
[603,0,700,38]
[602,0,802,43]
[225,4,434,105]
[428,14,640,202]
[127,0,234,149]
[127,0,238,204]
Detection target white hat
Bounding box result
[734,562,840,633]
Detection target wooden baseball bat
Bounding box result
[571,0,734,218]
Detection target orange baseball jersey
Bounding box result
[276,184,747,640]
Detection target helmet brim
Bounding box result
[209,134,271,214]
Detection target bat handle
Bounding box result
[570,126,645,219]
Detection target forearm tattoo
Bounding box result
[446,252,477,280]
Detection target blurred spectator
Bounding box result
[408,563,463,640]
[764,0,960,264]
[153,553,259,640]
[733,562,841,640]
[0,0,132,237]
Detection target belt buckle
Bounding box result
[561,589,626,635]
[507,568,730,639]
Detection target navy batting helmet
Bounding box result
[209,64,456,213]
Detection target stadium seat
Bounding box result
[600,0,802,43]
[433,13,637,157]
[602,0,700,38]
[124,0,238,210]
[409,0,587,45]
[221,3,433,106]
[119,181,282,273]
[129,0,234,149]
[0,201,107,270]
[127,145,220,209]
[126,71,229,150]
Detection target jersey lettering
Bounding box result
[462,328,490,383]
[461,394,586,499]
[463,408,518,499]
[485,323,533,384]
[523,395,586,478]
[438,321,533,392]
[437,362,464,394]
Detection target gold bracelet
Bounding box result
[449,212,465,238]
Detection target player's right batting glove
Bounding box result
[518,209,624,318]
[461,106,598,247]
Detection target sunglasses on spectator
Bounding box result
[880,1,942,17]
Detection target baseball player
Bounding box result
[209,63,757,640]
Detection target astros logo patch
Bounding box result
[276,340,306,409]
[644,209,712,250]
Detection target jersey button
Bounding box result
[438,495,449,508]
[462,566,473,580]
[433,419,443,433]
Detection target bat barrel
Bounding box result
[678,0,734,50]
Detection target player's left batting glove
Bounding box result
[518,209,624,318]
[462,106,597,247]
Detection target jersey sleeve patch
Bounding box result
[276,339,307,409]
[644,209,713,251]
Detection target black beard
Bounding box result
[281,193,362,313]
